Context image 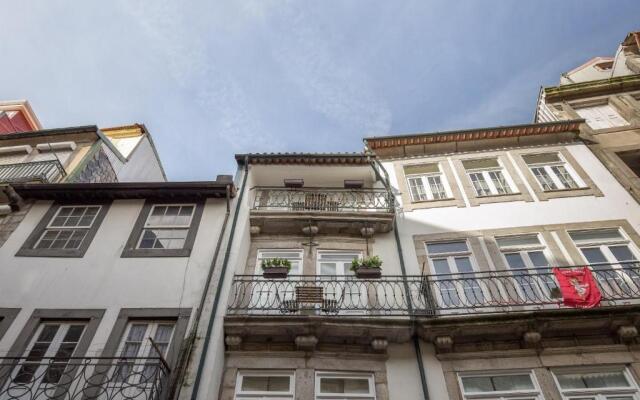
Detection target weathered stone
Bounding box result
[225,335,242,350]
[371,338,388,352]
[523,331,542,348]
[249,226,261,235]
[295,335,318,351]
[618,325,638,344]
[435,335,453,352]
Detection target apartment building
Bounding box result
[0,178,235,400]
[365,118,640,400]
[535,31,640,204]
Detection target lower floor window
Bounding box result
[459,371,542,399]
[235,370,295,399]
[316,372,376,399]
[554,368,640,400]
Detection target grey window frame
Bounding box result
[0,308,20,341]
[16,202,111,258]
[121,200,205,258]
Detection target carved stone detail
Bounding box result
[249,226,261,235]
[225,335,242,350]
[371,338,388,352]
[434,335,453,352]
[360,226,376,238]
[295,335,318,351]
[523,331,542,348]
[618,325,638,344]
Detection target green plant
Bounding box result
[261,258,292,271]
[351,255,383,271]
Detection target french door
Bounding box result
[317,251,364,314]
[253,250,303,313]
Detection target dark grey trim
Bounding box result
[121,200,205,258]
[15,202,111,258]
[100,308,191,368]
[0,308,20,341]
[0,309,105,390]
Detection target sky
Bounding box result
[1,1,639,180]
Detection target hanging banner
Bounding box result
[552,267,602,308]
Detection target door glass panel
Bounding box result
[581,248,608,264]
[320,263,337,275]
[455,257,483,304]
[609,245,636,262]
[427,241,468,254]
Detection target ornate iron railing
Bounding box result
[251,187,394,213]
[0,160,66,184]
[227,262,640,316]
[0,356,169,400]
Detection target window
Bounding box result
[425,240,484,308]
[576,104,628,130]
[122,201,204,257]
[459,371,542,399]
[316,372,375,399]
[462,158,514,197]
[554,368,640,399]
[12,322,86,385]
[496,234,556,301]
[17,203,110,257]
[235,370,294,399]
[138,204,195,249]
[404,163,451,202]
[114,321,175,384]
[569,228,640,294]
[317,251,365,315]
[256,250,304,275]
[523,153,584,191]
[35,206,100,250]
[252,250,304,314]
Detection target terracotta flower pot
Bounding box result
[354,266,382,279]
[262,267,289,279]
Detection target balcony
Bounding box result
[0,160,66,184]
[249,187,395,236]
[0,356,169,400]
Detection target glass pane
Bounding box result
[461,376,493,393]
[469,172,492,196]
[496,234,541,248]
[407,177,427,202]
[321,263,337,275]
[63,325,85,342]
[609,245,637,262]
[241,376,289,392]
[427,241,468,254]
[528,251,549,267]
[427,175,447,199]
[128,324,148,341]
[404,163,439,175]
[551,165,578,189]
[492,374,534,391]
[432,259,452,275]
[38,325,60,342]
[580,248,608,264]
[462,158,500,170]
[454,257,474,273]
[570,229,623,242]
[522,153,561,164]
[320,378,370,394]
[531,167,557,190]
[583,371,630,388]
[154,325,174,345]
[505,253,526,269]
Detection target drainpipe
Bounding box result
[188,157,249,400]
[366,149,430,400]
[172,184,232,400]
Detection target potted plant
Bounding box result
[261,258,292,279]
[351,255,383,279]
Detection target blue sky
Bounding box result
[1,1,639,180]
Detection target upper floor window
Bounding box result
[17,203,110,258]
[522,153,583,191]
[459,371,542,399]
[462,158,514,197]
[553,368,639,400]
[576,104,629,130]
[315,372,375,399]
[256,249,303,275]
[404,163,451,202]
[235,370,295,399]
[122,201,204,258]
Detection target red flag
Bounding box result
[552,267,601,308]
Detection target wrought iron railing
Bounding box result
[227,262,640,316]
[251,187,394,213]
[0,160,66,184]
[0,356,169,400]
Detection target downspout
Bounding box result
[366,147,430,400]
[189,157,249,400]
[172,185,232,400]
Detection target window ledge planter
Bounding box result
[351,256,383,279]
[261,258,292,279]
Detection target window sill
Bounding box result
[541,187,590,193]
[121,248,193,258]
[475,192,521,199]
[15,248,86,258]
[411,197,455,204]
[589,123,636,134]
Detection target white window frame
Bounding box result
[552,366,640,400]
[425,240,485,309]
[136,203,197,250]
[315,371,376,399]
[255,249,304,276]
[458,370,543,400]
[235,370,295,399]
[575,103,629,130]
[463,159,516,197]
[316,251,366,316]
[35,205,102,250]
[524,153,585,191]
[405,164,452,202]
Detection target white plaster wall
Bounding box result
[383,142,640,275]
[107,137,166,182]
[0,197,228,356]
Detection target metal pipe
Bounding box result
[188,157,249,400]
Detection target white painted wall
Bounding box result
[107,136,166,182]
[0,196,228,356]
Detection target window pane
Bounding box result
[468,173,492,196]
[489,170,512,194]
[404,163,439,175]
[531,167,557,190]
[551,165,578,189]
[528,251,549,267]
[321,263,337,275]
[570,229,623,242]
[432,259,451,275]
[427,175,447,199]
[580,248,608,264]
[407,177,428,201]
[496,234,541,248]
[427,241,468,254]
[557,371,630,389]
[241,376,290,392]
[461,376,493,393]
[505,253,526,269]
[454,257,474,273]
[492,374,534,391]
[522,153,561,165]
[609,245,637,262]
[462,158,500,170]
[320,377,370,394]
